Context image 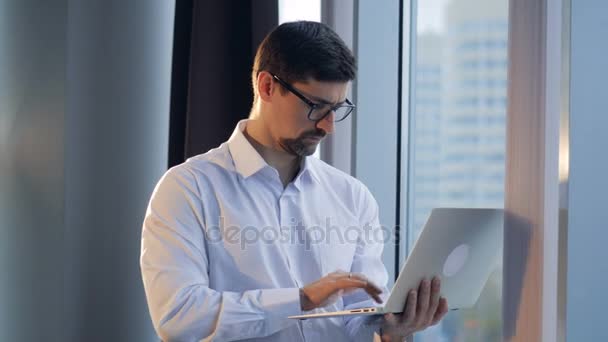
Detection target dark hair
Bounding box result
[251,21,356,98]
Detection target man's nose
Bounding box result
[315,111,335,135]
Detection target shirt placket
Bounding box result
[277,184,316,342]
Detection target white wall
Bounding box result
[355,0,401,284]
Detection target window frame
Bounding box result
[323,0,567,338]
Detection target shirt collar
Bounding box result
[227,119,268,179]
[227,119,320,185]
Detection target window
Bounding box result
[278,0,321,24]
[404,0,508,340]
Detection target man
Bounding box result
[140,21,448,341]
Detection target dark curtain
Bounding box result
[168,0,279,168]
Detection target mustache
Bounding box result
[299,129,326,140]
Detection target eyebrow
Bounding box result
[305,92,347,106]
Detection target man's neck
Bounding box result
[243,119,302,188]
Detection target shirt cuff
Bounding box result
[261,287,302,333]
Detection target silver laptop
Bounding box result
[288,208,503,320]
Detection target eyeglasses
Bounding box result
[271,73,355,122]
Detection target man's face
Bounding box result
[264,74,349,157]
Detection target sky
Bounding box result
[417,0,449,34]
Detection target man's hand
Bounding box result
[380,277,448,342]
[300,271,383,311]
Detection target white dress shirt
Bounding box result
[140,119,389,341]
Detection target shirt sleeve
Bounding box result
[342,183,391,341]
[140,167,302,342]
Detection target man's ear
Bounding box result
[256,71,276,103]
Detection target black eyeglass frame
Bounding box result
[270,73,355,122]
